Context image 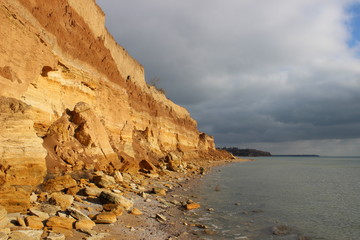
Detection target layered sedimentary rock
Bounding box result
[0,0,231,211]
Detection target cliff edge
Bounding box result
[0,0,231,212]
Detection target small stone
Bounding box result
[204,229,217,235]
[37,192,48,202]
[94,212,117,224]
[110,205,124,217]
[207,208,214,211]
[155,214,166,223]
[25,216,44,230]
[272,225,291,235]
[153,188,167,196]
[30,192,38,203]
[74,219,96,230]
[17,216,26,227]
[114,171,123,183]
[186,203,201,210]
[130,208,142,216]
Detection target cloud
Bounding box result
[97,0,360,155]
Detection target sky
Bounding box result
[97,0,360,156]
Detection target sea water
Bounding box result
[188,157,360,240]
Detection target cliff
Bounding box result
[0,0,231,212]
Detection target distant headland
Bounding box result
[221,147,320,157]
[221,147,272,157]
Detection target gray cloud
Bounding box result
[97,0,360,155]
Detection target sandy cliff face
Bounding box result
[0,0,231,211]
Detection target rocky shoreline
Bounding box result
[0,158,250,240]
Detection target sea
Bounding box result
[188,156,360,240]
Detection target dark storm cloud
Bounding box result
[97,0,360,155]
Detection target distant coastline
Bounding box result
[272,154,320,157]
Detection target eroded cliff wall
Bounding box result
[0,0,231,211]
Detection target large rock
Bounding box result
[49,193,74,211]
[8,230,43,240]
[0,98,47,212]
[0,188,30,213]
[100,191,133,210]
[46,216,76,230]
[92,175,116,188]
[42,175,77,193]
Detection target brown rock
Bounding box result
[186,202,201,210]
[66,186,80,196]
[67,207,91,221]
[153,188,167,196]
[0,205,9,228]
[46,216,76,230]
[49,226,73,237]
[49,193,74,210]
[130,208,142,216]
[29,208,50,220]
[94,212,117,224]
[139,160,157,172]
[100,191,133,210]
[47,232,66,240]
[17,216,26,227]
[25,216,44,230]
[113,171,123,183]
[8,230,44,240]
[110,205,124,217]
[74,219,96,230]
[92,175,116,188]
[85,187,103,197]
[0,188,30,213]
[43,175,77,193]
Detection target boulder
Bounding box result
[8,230,43,240]
[49,193,74,210]
[43,175,77,193]
[0,188,30,213]
[46,216,75,230]
[85,187,103,197]
[92,175,116,188]
[25,216,44,230]
[67,207,91,221]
